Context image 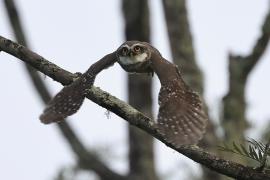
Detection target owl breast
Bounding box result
[117,53,152,74]
[118,52,148,65]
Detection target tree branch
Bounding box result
[244,7,270,75]
[3,1,123,180]
[1,36,270,180]
[222,5,270,153]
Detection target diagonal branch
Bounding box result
[3,1,123,180]
[1,36,270,180]
[244,8,270,76]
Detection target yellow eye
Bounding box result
[122,47,128,55]
[134,46,141,52]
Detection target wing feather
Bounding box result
[40,52,117,124]
[156,78,207,147]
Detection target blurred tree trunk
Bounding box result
[222,5,270,166]
[4,1,125,180]
[162,0,202,93]
[221,55,249,166]
[162,1,222,180]
[122,0,158,180]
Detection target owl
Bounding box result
[40,41,207,147]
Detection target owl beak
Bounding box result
[128,51,134,57]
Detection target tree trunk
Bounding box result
[122,0,158,180]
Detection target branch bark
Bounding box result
[3,1,124,180]
[1,36,270,180]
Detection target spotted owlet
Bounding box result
[40,41,207,146]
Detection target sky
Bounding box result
[0,0,270,180]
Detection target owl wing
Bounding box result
[39,78,86,124]
[156,72,207,147]
[40,52,117,124]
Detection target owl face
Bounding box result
[116,41,153,73]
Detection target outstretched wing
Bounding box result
[156,76,207,147]
[40,52,117,124]
[39,78,87,124]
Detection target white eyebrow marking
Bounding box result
[131,43,143,48]
[120,44,130,49]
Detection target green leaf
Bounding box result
[247,138,265,152]
[240,144,249,156]
[249,145,259,161]
[258,150,263,161]
[218,138,270,166]
[233,142,242,154]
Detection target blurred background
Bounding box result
[1,0,270,180]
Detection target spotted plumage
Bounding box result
[157,78,207,146]
[40,41,207,146]
[39,52,117,124]
[117,41,207,146]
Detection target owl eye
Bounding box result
[134,46,141,52]
[121,47,128,55]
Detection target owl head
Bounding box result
[116,41,153,74]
